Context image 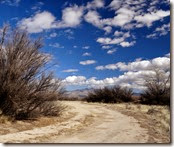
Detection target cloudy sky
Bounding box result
[0,0,170,91]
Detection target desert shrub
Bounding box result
[0,25,64,120]
[86,86,133,103]
[38,102,66,117]
[140,68,170,106]
[113,86,133,103]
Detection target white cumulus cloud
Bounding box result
[120,41,136,47]
[86,0,105,9]
[107,49,116,54]
[79,60,96,65]
[19,11,56,33]
[134,10,170,27]
[59,5,84,28]
[19,5,84,33]
[63,54,170,91]
[96,55,170,71]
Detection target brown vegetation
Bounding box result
[0,25,64,120]
[86,67,170,106]
[140,68,170,106]
[85,86,133,103]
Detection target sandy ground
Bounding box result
[0,101,150,143]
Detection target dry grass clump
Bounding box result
[0,102,69,135]
[0,110,12,124]
[146,105,170,133]
[0,115,11,124]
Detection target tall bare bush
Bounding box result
[0,25,64,119]
[140,67,170,106]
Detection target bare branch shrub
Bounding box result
[39,102,67,117]
[86,86,133,103]
[0,25,64,120]
[140,67,170,106]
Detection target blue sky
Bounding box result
[0,0,170,91]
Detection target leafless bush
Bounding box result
[39,102,66,117]
[140,67,170,106]
[86,86,133,103]
[0,25,64,120]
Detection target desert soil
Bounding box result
[0,101,155,143]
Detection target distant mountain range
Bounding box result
[65,88,92,99]
[65,88,140,99]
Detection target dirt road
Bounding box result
[0,101,149,143]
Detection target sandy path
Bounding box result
[0,101,149,143]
